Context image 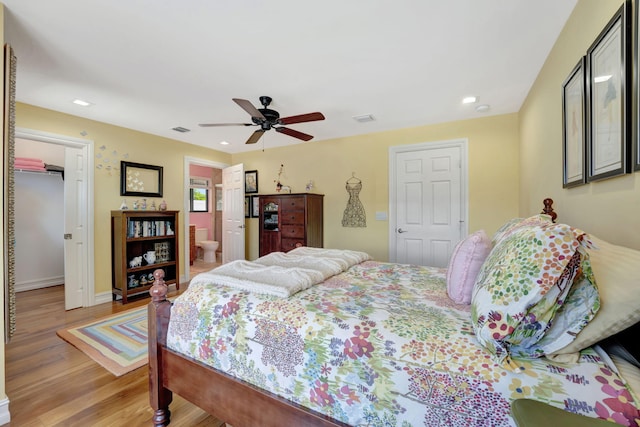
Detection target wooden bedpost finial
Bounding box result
[149,269,168,301]
[542,198,557,223]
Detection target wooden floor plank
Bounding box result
[5,285,221,426]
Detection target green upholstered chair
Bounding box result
[511,399,616,427]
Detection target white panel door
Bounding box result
[63,146,87,309]
[222,163,245,263]
[392,142,465,267]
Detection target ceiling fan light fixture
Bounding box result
[352,114,375,123]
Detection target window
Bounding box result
[190,188,209,212]
[189,177,210,212]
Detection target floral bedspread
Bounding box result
[167,261,640,426]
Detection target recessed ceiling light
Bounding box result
[352,114,375,123]
[475,104,490,113]
[220,141,229,145]
[462,96,477,104]
[72,99,92,107]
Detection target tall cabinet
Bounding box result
[111,210,180,304]
[259,193,324,257]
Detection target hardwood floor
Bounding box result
[5,285,223,427]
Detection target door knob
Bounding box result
[397,228,407,233]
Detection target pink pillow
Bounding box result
[446,230,491,304]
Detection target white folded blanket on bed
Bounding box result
[190,260,325,298]
[254,252,345,279]
[287,247,372,267]
[191,248,372,298]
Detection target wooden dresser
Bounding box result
[259,193,324,257]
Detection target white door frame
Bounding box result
[183,156,229,281]
[388,139,468,263]
[16,127,95,307]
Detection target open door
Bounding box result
[63,145,88,309]
[222,163,245,263]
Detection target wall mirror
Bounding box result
[120,161,163,197]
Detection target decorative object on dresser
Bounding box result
[259,193,323,256]
[111,210,179,303]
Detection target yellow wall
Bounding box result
[233,113,521,261]
[520,0,640,249]
[15,103,232,294]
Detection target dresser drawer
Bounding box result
[282,238,305,252]
[281,225,304,238]
[281,211,304,225]
[281,197,305,211]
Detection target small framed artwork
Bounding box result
[251,195,260,218]
[562,57,587,188]
[121,161,164,197]
[244,196,250,218]
[245,170,258,194]
[586,2,631,182]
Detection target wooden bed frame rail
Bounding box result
[148,199,558,426]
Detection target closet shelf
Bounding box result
[15,168,63,176]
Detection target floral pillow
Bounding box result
[490,214,553,245]
[446,230,492,304]
[471,218,599,369]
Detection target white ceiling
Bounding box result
[2,0,577,154]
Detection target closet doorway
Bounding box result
[15,128,94,309]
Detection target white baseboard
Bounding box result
[0,396,11,425]
[95,283,177,306]
[15,276,64,293]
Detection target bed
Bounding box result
[148,201,640,426]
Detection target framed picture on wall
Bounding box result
[251,195,260,218]
[120,161,164,197]
[244,196,250,218]
[245,170,258,194]
[562,57,587,188]
[562,56,587,188]
[586,2,632,182]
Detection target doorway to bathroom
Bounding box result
[184,157,225,279]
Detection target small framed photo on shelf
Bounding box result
[244,196,250,218]
[251,195,260,218]
[245,170,258,194]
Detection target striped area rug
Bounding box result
[57,306,148,376]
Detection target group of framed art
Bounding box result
[562,1,639,188]
[244,170,259,218]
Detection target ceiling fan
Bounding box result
[199,96,325,144]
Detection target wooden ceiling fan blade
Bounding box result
[246,129,266,144]
[275,126,313,141]
[198,123,254,127]
[233,98,266,120]
[278,112,325,125]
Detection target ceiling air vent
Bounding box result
[172,126,191,133]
